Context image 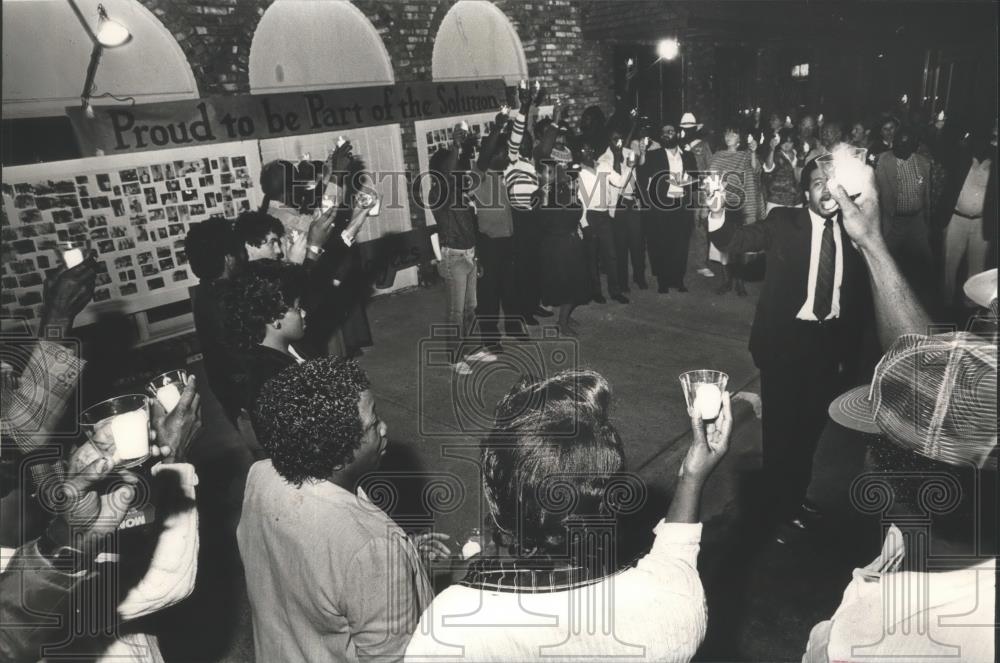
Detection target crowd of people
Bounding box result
[1,78,996,663]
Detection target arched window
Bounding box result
[2,0,198,119]
[432,0,528,85]
[249,0,394,94]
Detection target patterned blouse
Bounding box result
[708,149,764,223]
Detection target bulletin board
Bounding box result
[414,111,498,229]
[1,142,262,328]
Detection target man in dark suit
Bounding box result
[636,124,700,293]
[728,159,869,537]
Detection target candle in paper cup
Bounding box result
[107,409,150,463]
[62,248,84,268]
[693,383,723,420]
[155,382,182,413]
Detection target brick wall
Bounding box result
[134,0,616,229]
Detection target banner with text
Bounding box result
[68,79,507,156]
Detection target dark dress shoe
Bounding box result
[611,293,630,304]
[592,294,607,304]
[533,307,554,318]
[634,279,649,290]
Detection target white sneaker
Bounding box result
[453,361,473,375]
[697,267,715,277]
[465,348,499,363]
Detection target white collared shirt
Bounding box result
[796,208,844,321]
[577,158,625,224]
[665,148,685,197]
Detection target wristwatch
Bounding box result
[307,244,325,257]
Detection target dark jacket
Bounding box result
[190,280,247,425]
[636,147,699,210]
[243,344,310,408]
[728,207,869,368]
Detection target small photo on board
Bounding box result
[17,291,43,307]
[90,227,109,240]
[14,194,36,208]
[72,207,83,219]
[136,227,149,242]
[76,185,90,198]
[12,239,37,254]
[147,277,165,291]
[157,246,172,259]
[166,206,179,222]
[19,225,38,238]
[97,174,111,191]
[92,196,110,209]
[141,263,159,276]
[111,226,129,238]
[97,239,115,253]
[184,177,194,189]
[165,179,180,192]
[205,192,216,208]
[36,255,50,269]
[124,183,141,196]
[150,164,164,182]
[177,205,189,222]
[111,200,125,216]
[113,186,122,197]
[144,188,157,205]
[220,173,234,185]
[164,163,176,179]
[157,228,169,240]
[120,282,138,296]
[94,273,111,287]
[198,175,215,187]
[93,288,111,302]
[172,269,188,283]
[119,168,138,183]
[232,156,247,168]
[75,176,89,185]
[117,238,135,251]
[158,258,175,271]
[189,203,206,216]
[88,215,108,228]
[175,250,187,264]
[168,224,184,237]
[129,214,147,226]
[118,269,136,282]
[231,189,247,200]
[129,197,144,214]
[161,192,178,205]
[138,167,151,184]
[114,255,134,269]
[81,198,92,209]
[182,189,198,203]
[50,209,73,223]
[18,272,43,287]
[219,156,230,172]
[149,208,165,222]
[18,209,41,224]
[137,251,153,265]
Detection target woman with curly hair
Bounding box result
[221,259,311,409]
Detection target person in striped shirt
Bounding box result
[505,81,554,325]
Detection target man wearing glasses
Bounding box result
[238,358,449,662]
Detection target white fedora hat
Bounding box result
[679,112,702,129]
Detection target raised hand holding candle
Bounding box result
[81,395,151,467]
[62,248,84,268]
[146,369,189,414]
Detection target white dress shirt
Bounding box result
[954,158,991,218]
[577,159,625,225]
[665,148,685,198]
[796,209,844,321]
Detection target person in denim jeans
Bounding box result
[430,128,498,374]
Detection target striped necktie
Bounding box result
[813,217,835,320]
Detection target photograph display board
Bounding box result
[1,142,262,327]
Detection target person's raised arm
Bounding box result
[828,173,931,348]
[726,204,777,254]
[507,80,534,162]
[666,392,732,524]
[476,108,510,173]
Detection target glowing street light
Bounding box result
[657,38,680,61]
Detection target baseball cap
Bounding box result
[829,332,997,467]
